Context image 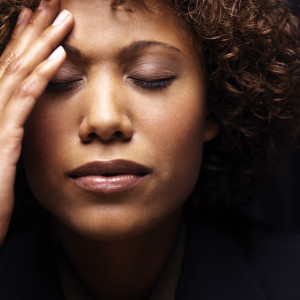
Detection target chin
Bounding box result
[53,206,172,242]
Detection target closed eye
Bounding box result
[46,80,82,91]
[130,77,176,89]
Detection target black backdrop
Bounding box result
[242,0,300,232]
[288,0,300,16]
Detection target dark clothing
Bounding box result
[1,210,300,300]
[0,213,64,300]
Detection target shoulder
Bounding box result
[0,210,64,300]
[176,213,300,300]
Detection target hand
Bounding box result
[0,0,74,245]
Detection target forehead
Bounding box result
[59,0,169,17]
[59,0,194,59]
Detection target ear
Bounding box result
[203,111,219,142]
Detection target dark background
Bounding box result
[288,0,300,15]
[243,0,300,232]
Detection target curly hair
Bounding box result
[174,0,300,208]
[1,0,300,210]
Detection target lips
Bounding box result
[67,159,151,194]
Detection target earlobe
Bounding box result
[203,113,220,142]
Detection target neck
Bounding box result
[53,211,182,300]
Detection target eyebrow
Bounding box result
[63,44,83,58]
[120,40,182,56]
[62,40,182,60]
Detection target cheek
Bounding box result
[151,103,204,164]
[138,90,206,194]
[23,100,76,182]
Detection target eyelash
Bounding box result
[46,77,175,92]
[46,80,81,91]
[130,77,175,89]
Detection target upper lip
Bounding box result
[67,159,151,177]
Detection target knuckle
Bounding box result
[14,81,34,98]
[0,48,17,69]
[40,31,53,43]
[34,65,47,80]
[14,66,47,98]
[0,128,24,144]
[4,58,25,75]
[27,16,40,29]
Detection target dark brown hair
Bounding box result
[1,0,300,209]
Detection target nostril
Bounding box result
[87,132,98,140]
[78,113,134,142]
[114,131,123,138]
[84,131,128,143]
[114,130,133,142]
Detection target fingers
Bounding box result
[0,0,60,75]
[8,8,33,46]
[2,46,66,130]
[0,0,73,163]
[0,9,33,75]
[0,1,74,112]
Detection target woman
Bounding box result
[0,0,299,299]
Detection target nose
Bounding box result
[78,78,134,143]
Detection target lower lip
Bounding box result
[70,174,148,194]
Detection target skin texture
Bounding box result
[0,0,217,299]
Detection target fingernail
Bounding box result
[38,0,48,10]
[17,8,28,25]
[52,10,71,26]
[48,46,65,60]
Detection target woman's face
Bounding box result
[23,0,213,240]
